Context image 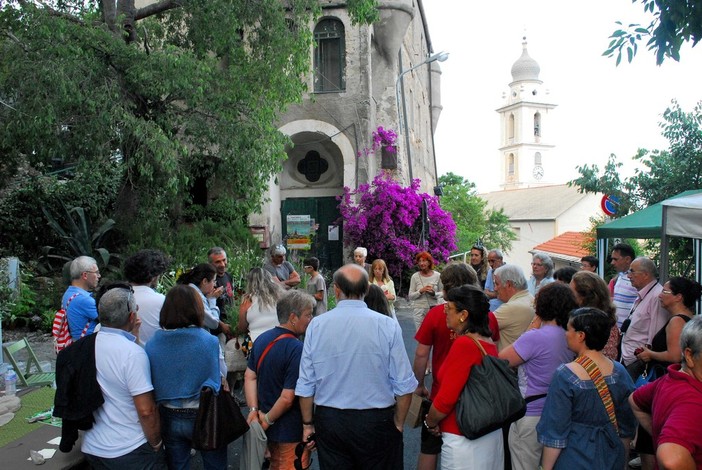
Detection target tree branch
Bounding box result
[135,0,188,21]
[35,0,86,26]
[3,31,29,53]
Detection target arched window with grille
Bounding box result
[508,114,515,142]
[508,154,515,177]
[314,19,346,92]
[534,152,542,166]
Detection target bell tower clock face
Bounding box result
[533,165,544,180]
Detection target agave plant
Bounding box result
[41,201,117,272]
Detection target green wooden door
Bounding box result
[281,197,343,273]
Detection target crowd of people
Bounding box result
[52,241,702,470]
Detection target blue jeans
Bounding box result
[160,406,228,470]
[84,442,167,470]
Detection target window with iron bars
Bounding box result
[313,19,346,92]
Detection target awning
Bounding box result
[596,189,702,239]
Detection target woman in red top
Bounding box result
[424,285,503,470]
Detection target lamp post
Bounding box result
[394,50,449,181]
[395,51,449,135]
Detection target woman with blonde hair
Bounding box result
[238,267,285,342]
[569,271,620,360]
[370,259,396,316]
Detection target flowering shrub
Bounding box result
[358,126,399,158]
[338,175,457,276]
[372,126,398,154]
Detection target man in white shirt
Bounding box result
[82,285,166,469]
[124,250,168,345]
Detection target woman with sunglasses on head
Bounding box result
[423,285,503,469]
[630,276,702,470]
[146,285,229,470]
[537,308,636,470]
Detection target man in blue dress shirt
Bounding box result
[295,264,418,469]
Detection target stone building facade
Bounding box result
[250,0,444,271]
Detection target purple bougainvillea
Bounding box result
[372,126,398,154]
[338,174,457,277]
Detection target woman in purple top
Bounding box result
[499,282,577,470]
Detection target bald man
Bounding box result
[296,264,417,468]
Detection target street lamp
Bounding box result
[395,51,449,135]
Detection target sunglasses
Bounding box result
[294,433,315,470]
[96,282,136,317]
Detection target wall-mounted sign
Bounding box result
[286,215,312,250]
[328,225,339,241]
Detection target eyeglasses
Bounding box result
[85,270,101,275]
[294,433,315,470]
[531,263,544,267]
[661,289,674,295]
[303,265,313,269]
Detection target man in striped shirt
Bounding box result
[610,243,638,328]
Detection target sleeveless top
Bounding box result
[650,314,691,372]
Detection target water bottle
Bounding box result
[5,367,17,396]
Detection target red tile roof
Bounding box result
[533,231,590,258]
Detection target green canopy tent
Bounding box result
[596,189,702,289]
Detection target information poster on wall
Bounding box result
[328,225,339,241]
[286,215,312,250]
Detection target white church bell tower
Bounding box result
[496,38,556,189]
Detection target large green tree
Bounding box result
[604,0,702,64]
[570,99,702,274]
[0,0,378,236]
[438,173,516,254]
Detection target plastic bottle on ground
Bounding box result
[5,367,17,396]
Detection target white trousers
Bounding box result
[441,430,504,470]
